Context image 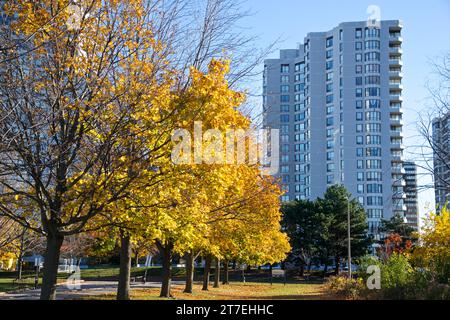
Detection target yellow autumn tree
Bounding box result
[0,0,179,300]
[411,207,450,284]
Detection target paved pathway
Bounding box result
[0,280,183,300]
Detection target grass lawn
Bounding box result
[0,277,39,292]
[79,281,338,300]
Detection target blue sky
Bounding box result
[240,0,450,225]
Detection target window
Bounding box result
[281,85,289,93]
[326,49,333,59]
[295,62,304,72]
[365,64,380,73]
[281,125,289,134]
[367,184,383,194]
[366,147,381,157]
[326,94,334,104]
[367,196,383,206]
[356,112,363,121]
[326,37,333,48]
[366,111,381,121]
[280,105,289,113]
[281,95,290,103]
[356,77,363,86]
[281,165,290,173]
[355,42,362,51]
[356,136,364,145]
[281,75,289,83]
[327,163,335,172]
[356,148,364,157]
[327,151,334,161]
[356,88,363,97]
[367,209,383,219]
[280,115,290,123]
[327,106,334,115]
[357,172,364,181]
[326,60,333,70]
[326,72,334,81]
[366,99,381,109]
[326,117,334,126]
[365,76,380,85]
[365,87,380,97]
[367,172,382,181]
[365,27,380,38]
[356,124,363,132]
[366,159,382,169]
[281,155,289,163]
[366,123,381,133]
[356,100,363,109]
[339,29,343,40]
[365,52,380,62]
[282,144,289,152]
[355,28,362,39]
[356,65,363,74]
[281,64,290,73]
[281,134,289,143]
[366,135,381,145]
[327,140,334,149]
[365,40,380,49]
[326,83,333,93]
[282,175,290,183]
[357,184,364,194]
[355,53,362,62]
[327,175,334,184]
[357,160,364,169]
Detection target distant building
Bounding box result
[432,112,450,210]
[263,20,405,238]
[403,162,419,231]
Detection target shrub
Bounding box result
[327,275,365,300]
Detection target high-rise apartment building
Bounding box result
[263,20,405,237]
[432,112,450,210]
[403,161,419,231]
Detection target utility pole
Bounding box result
[347,196,352,279]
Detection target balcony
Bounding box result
[390,104,403,114]
[390,130,404,138]
[390,94,403,102]
[392,179,406,187]
[391,143,404,151]
[392,192,407,200]
[391,154,403,162]
[389,82,403,91]
[389,58,403,67]
[389,34,403,45]
[389,46,403,55]
[390,118,404,126]
[393,203,407,212]
[389,70,403,79]
[391,166,405,174]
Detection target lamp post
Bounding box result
[347,196,352,279]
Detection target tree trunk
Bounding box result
[335,256,341,276]
[299,264,305,277]
[135,251,139,267]
[17,255,23,281]
[202,255,212,291]
[159,243,173,298]
[214,258,220,288]
[40,233,64,300]
[117,232,132,300]
[323,263,328,278]
[184,252,194,293]
[222,260,229,285]
[232,260,237,270]
[246,265,251,272]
